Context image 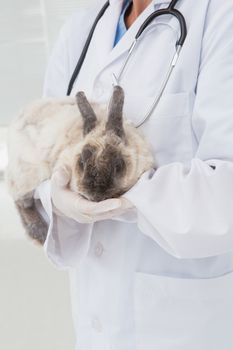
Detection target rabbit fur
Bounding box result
[6,86,155,245]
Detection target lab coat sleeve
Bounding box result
[124,4,233,259]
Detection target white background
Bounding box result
[0,0,93,126]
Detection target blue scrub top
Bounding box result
[114,0,132,46]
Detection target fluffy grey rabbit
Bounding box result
[6,86,154,245]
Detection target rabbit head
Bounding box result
[69,86,154,202]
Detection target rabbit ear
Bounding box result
[76,91,97,136]
[106,86,125,138]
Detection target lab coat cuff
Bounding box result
[123,168,156,204]
[123,168,180,255]
[34,180,93,270]
[111,207,138,223]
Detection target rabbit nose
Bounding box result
[83,166,114,199]
[82,166,118,202]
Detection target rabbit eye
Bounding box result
[82,145,96,162]
[82,148,93,162]
[77,156,85,171]
[78,145,96,171]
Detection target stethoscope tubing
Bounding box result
[66,1,110,96]
[66,0,187,126]
[136,8,186,45]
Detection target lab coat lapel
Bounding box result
[72,0,122,95]
[103,2,156,68]
[86,0,123,76]
[97,0,176,74]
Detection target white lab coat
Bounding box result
[34,0,233,349]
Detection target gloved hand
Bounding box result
[50,166,134,224]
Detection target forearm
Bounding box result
[124,159,233,259]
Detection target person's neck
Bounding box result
[125,0,152,28]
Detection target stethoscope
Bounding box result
[67,0,187,128]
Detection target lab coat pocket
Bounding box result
[142,91,195,165]
[133,271,233,350]
[123,92,193,125]
[152,91,194,118]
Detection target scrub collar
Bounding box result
[114,0,132,46]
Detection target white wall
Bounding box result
[0,0,93,126]
[0,240,75,350]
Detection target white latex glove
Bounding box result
[50,167,134,224]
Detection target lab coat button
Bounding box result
[95,242,104,257]
[92,317,103,332]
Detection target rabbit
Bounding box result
[6,86,155,245]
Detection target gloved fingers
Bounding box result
[75,196,122,215]
[51,188,94,223]
[51,166,129,221]
[84,209,122,223]
[51,179,121,221]
[52,166,71,187]
[51,203,66,217]
[72,212,94,224]
[90,204,135,222]
[92,208,127,221]
[119,197,134,210]
[51,179,81,218]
